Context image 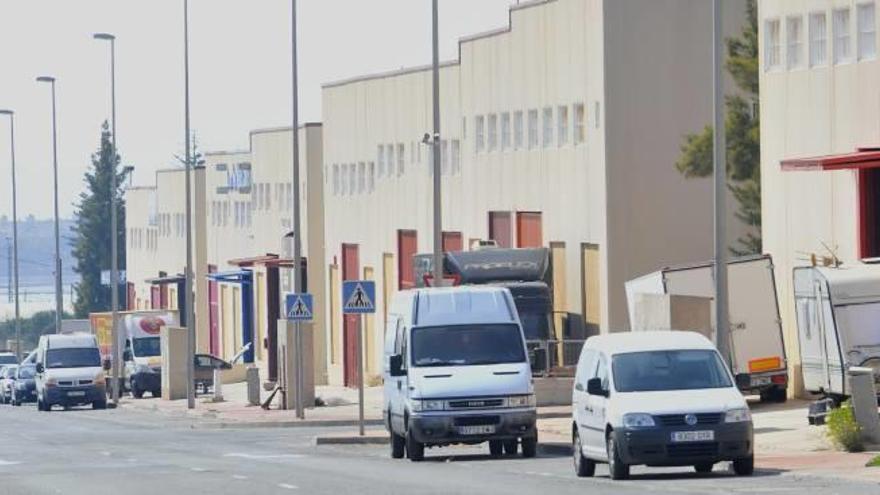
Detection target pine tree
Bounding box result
[674,0,761,256]
[71,121,126,317]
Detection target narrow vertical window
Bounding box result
[858,3,877,60]
[475,115,485,152]
[834,8,852,64]
[765,19,782,69]
[501,112,511,150]
[332,164,339,195]
[358,162,366,194]
[542,107,553,148]
[488,114,498,152]
[397,143,405,176]
[573,103,586,145]
[787,16,804,69]
[557,105,569,146]
[514,111,524,150]
[369,162,375,192]
[810,12,828,66]
[451,140,461,175]
[377,145,385,178]
[528,109,539,149]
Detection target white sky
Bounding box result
[0,0,517,219]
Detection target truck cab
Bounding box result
[123,312,176,398]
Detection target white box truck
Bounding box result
[626,255,788,402]
[793,264,880,400]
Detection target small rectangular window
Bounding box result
[397,143,405,176]
[574,103,586,145]
[557,105,569,147]
[542,107,553,148]
[333,164,340,196]
[349,163,356,195]
[834,8,852,64]
[765,19,782,69]
[514,111,524,150]
[377,145,385,177]
[528,109,539,149]
[368,162,375,192]
[487,114,498,152]
[386,144,395,176]
[265,183,271,210]
[858,3,876,60]
[441,140,449,175]
[787,16,804,69]
[501,112,511,150]
[358,162,366,194]
[451,140,461,175]
[810,12,828,66]
[475,115,485,152]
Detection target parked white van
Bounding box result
[35,334,107,411]
[571,331,753,480]
[383,286,537,462]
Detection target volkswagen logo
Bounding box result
[684,414,698,426]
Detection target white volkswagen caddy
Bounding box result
[571,331,753,480]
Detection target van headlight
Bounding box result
[725,408,752,423]
[506,394,536,408]
[411,399,445,412]
[622,413,656,428]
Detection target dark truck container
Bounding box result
[414,248,555,372]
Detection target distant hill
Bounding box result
[0,216,79,289]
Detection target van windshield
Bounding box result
[132,337,161,358]
[45,348,101,369]
[411,324,526,367]
[612,350,732,392]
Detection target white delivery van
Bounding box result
[123,312,176,398]
[626,255,788,402]
[793,264,880,399]
[383,286,537,462]
[35,334,107,411]
[572,331,753,480]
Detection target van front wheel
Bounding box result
[406,428,424,462]
[607,435,629,480]
[733,456,754,476]
[390,431,405,459]
[521,434,538,458]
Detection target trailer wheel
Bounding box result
[760,386,787,403]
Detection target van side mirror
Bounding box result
[735,373,751,390]
[35,363,44,374]
[587,377,608,397]
[574,382,585,392]
[123,350,132,362]
[102,359,112,371]
[389,354,406,377]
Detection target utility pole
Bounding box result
[183,0,196,410]
[6,238,11,304]
[0,110,21,360]
[430,0,443,286]
[36,76,62,333]
[290,0,305,420]
[712,0,730,367]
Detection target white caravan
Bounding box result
[383,286,537,462]
[793,264,880,398]
[626,255,788,401]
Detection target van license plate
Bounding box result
[671,431,714,443]
[751,376,771,387]
[67,391,86,397]
[458,425,495,435]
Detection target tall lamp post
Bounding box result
[93,32,122,404]
[712,0,730,366]
[0,110,21,361]
[290,0,305,420]
[36,76,63,333]
[183,0,196,410]
[430,0,443,286]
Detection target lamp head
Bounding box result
[36,76,55,83]
[93,33,116,41]
[0,110,12,116]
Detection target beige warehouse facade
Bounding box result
[322,0,751,387]
[760,0,880,395]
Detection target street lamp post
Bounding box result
[183,0,196,410]
[94,32,122,404]
[430,0,443,286]
[712,0,730,367]
[36,76,63,334]
[290,0,305,420]
[0,110,21,361]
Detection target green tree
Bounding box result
[675,0,761,256]
[71,121,127,317]
[0,310,72,351]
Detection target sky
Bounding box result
[0,0,518,220]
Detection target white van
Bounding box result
[123,312,176,398]
[35,334,107,411]
[383,286,537,462]
[571,331,753,480]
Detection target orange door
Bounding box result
[397,230,418,290]
[442,231,463,253]
[489,212,512,248]
[516,212,543,248]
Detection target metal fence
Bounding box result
[526,339,586,377]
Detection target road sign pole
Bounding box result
[358,313,365,437]
[295,319,304,418]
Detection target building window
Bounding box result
[332,164,340,196]
[501,112,511,151]
[397,143,405,176]
[528,109,539,149]
[487,114,498,152]
[265,183,272,210]
[574,103,586,145]
[386,144,394,177]
[441,140,449,175]
[834,8,852,64]
[368,162,375,192]
[765,19,782,69]
[358,162,366,194]
[514,111,524,150]
[542,107,553,148]
[810,12,828,66]
[349,163,357,195]
[451,140,461,175]
[787,15,804,69]
[377,145,385,178]
[858,2,877,60]
[475,115,485,152]
[286,183,292,209]
[557,105,569,147]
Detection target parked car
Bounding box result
[571,331,754,480]
[35,334,107,411]
[0,365,18,404]
[11,364,37,406]
[0,351,18,366]
[384,286,537,462]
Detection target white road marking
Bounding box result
[231,475,249,480]
[278,483,298,490]
[0,460,21,467]
[190,467,208,472]
[223,453,305,460]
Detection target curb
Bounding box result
[195,418,385,429]
[314,435,388,446]
[538,442,572,456]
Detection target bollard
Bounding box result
[213,368,223,402]
[246,367,261,406]
[846,366,880,444]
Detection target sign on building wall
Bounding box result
[215,162,252,194]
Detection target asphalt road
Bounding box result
[0,403,876,495]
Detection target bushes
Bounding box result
[826,400,864,452]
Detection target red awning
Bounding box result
[227,254,280,267]
[782,148,880,171]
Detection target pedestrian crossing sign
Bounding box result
[285,293,314,321]
[342,280,376,314]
